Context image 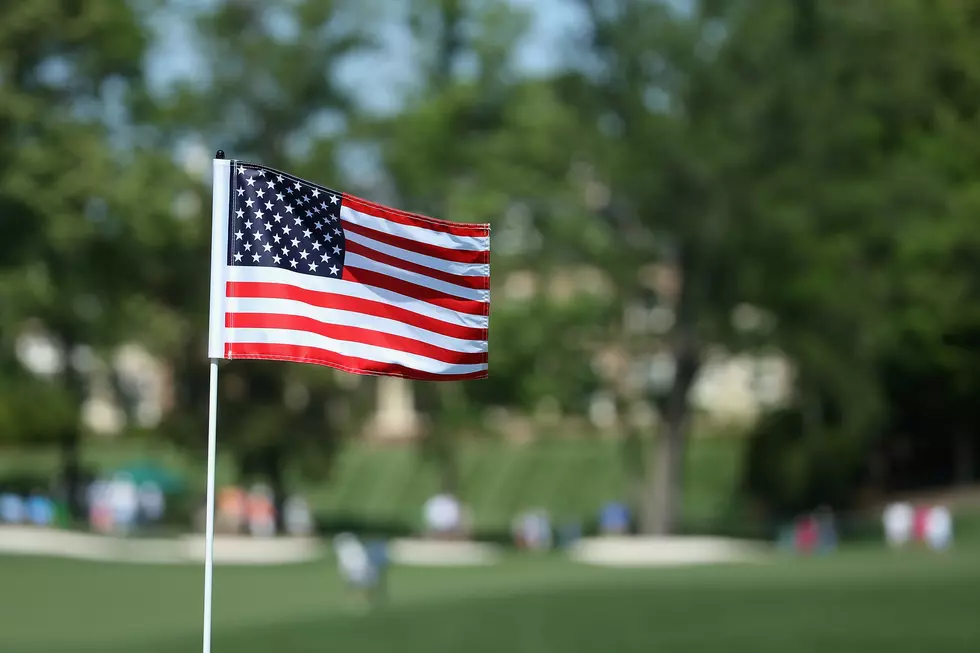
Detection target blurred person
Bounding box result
[25,493,54,527]
[598,501,631,535]
[137,481,165,525]
[0,493,25,524]
[883,502,913,548]
[217,486,247,534]
[912,504,931,544]
[512,509,553,551]
[246,484,276,537]
[107,473,138,535]
[333,532,385,611]
[87,480,113,533]
[815,505,838,553]
[794,514,819,554]
[925,505,952,551]
[423,492,462,539]
[284,494,313,537]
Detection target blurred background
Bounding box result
[2,0,980,651]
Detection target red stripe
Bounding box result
[343,219,488,265]
[225,343,488,381]
[343,194,490,238]
[225,312,488,366]
[226,281,486,341]
[346,240,489,291]
[341,267,488,316]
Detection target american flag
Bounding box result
[206,159,490,380]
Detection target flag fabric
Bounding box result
[207,159,490,380]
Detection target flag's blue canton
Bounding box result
[228,164,345,278]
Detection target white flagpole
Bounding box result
[203,149,231,653]
[202,359,219,653]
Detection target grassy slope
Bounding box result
[0,436,745,533]
[3,548,979,653]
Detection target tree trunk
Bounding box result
[641,344,699,535]
[265,447,287,534]
[59,431,83,522]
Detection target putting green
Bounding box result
[2,548,979,653]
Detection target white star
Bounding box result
[299,250,309,260]
[234,230,243,240]
[256,189,265,199]
[263,221,272,231]
[275,193,284,202]
[320,202,327,211]
[276,174,284,182]
[283,226,291,235]
[252,231,262,240]
[312,189,320,198]
[252,253,261,262]
[243,242,252,251]
[237,188,244,196]
[303,229,312,238]
[289,259,298,269]
[294,182,301,191]
[235,209,244,219]
[321,253,330,263]
[325,233,333,242]
[272,254,281,264]
[333,228,341,235]
[273,213,283,223]
[282,247,290,256]
[330,194,339,204]
[309,262,319,272]
[234,253,243,262]
[312,242,321,251]
[295,217,304,226]
[305,210,313,219]
[237,166,245,175]
[257,169,265,177]
[246,176,256,186]
[332,245,342,255]
[285,205,294,214]
[266,180,275,189]
[302,195,310,204]
[254,210,263,220]
[263,242,272,252]
[244,219,252,229]
[245,198,254,208]
[329,265,339,275]
[291,238,300,247]
[265,201,273,211]
[315,221,323,230]
[273,234,281,244]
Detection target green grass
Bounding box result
[3,547,980,653]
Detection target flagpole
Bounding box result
[203,359,219,653]
[202,149,227,653]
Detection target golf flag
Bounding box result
[207,159,490,380]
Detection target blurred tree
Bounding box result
[564,0,958,532]
[136,0,374,517]
[360,0,613,493]
[0,0,148,516]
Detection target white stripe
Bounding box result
[225,266,489,330]
[344,253,489,302]
[224,327,488,376]
[341,205,489,252]
[207,159,231,359]
[346,230,490,278]
[225,297,488,353]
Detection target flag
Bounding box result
[207,159,490,380]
